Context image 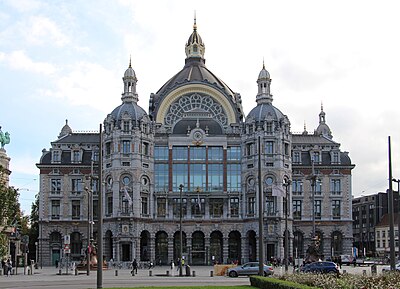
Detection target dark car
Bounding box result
[300,261,339,274]
[227,262,274,277]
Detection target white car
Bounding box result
[382,262,400,272]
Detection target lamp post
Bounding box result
[392,178,400,261]
[85,186,92,276]
[35,241,38,268]
[283,178,291,273]
[179,184,184,277]
[40,218,42,269]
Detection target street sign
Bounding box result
[64,235,70,245]
[64,244,70,254]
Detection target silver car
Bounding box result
[227,262,274,277]
[382,262,400,272]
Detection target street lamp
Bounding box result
[392,178,400,261]
[35,242,38,269]
[179,184,184,277]
[84,186,92,276]
[283,178,291,273]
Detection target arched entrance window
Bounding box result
[228,231,241,264]
[331,231,343,256]
[173,231,187,262]
[70,232,82,260]
[247,230,257,262]
[105,230,113,261]
[210,231,223,264]
[155,231,168,265]
[192,231,205,265]
[49,232,62,266]
[140,230,150,261]
[293,231,304,258]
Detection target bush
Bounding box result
[250,276,320,289]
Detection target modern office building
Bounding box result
[37,21,355,266]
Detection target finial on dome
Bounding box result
[193,11,197,30]
[263,58,265,69]
[321,101,323,111]
[65,119,68,125]
[129,55,132,68]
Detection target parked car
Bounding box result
[300,261,339,274]
[227,262,274,277]
[382,262,400,272]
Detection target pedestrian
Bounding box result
[55,259,59,268]
[6,259,12,276]
[132,259,138,274]
[338,256,342,269]
[176,258,180,271]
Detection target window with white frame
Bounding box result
[52,150,60,162]
[72,200,80,219]
[293,200,302,220]
[265,141,274,155]
[71,178,82,193]
[314,200,322,219]
[122,140,131,154]
[293,151,301,164]
[51,200,60,219]
[292,180,303,195]
[51,179,61,194]
[72,150,80,163]
[332,200,341,219]
[330,179,341,195]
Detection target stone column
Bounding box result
[0,148,11,186]
[241,236,247,264]
[223,237,229,264]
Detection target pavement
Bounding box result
[0,264,392,289]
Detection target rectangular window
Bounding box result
[227,146,241,160]
[173,146,188,160]
[106,142,111,156]
[157,198,166,217]
[248,196,255,215]
[122,140,131,154]
[314,200,322,219]
[143,142,149,156]
[315,179,322,195]
[208,146,223,161]
[377,240,380,248]
[227,164,241,191]
[123,121,130,132]
[173,198,187,217]
[72,200,80,219]
[154,146,169,161]
[209,198,223,217]
[208,164,223,192]
[332,152,339,164]
[51,200,60,219]
[51,179,61,194]
[266,122,272,133]
[312,152,320,163]
[71,178,82,194]
[190,163,206,191]
[172,164,188,191]
[265,196,275,216]
[92,150,99,162]
[52,151,60,162]
[230,197,239,217]
[141,196,148,215]
[383,240,386,248]
[293,200,302,220]
[292,180,303,195]
[155,164,169,192]
[190,146,206,161]
[246,143,254,156]
[383,231,386,238]
[330,179,341,195]
[293,151,301,164]
[284,143,289,155]
[265,141,274,155]
[107,194,113,215]
[92,199,98,220]
[332,200,341,219]
[191,197,205,216]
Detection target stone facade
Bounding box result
[37,22,355,266]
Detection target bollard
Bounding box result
[75,268,78,275]
[363,269,367,276]
[210,270,214,277]
[166,270,170,276]
[192,270,196,277]
[58,269,61,275]
[28,268,31,275]
[149,270,152,276]
[343,269,346,274]
[115,269,118,276]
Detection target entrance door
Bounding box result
[267,244,275,263]
[52,249,60,266]
[122,244,131,261]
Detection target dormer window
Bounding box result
[72,150,80,163]
[52,150,61,162]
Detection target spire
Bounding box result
[302,121,308,135]
[316,104,332,139]
[185,15,205,59]
[319,102,326,124]
[122,58,138,103]
[256,61,272,104]
[59,119,72,138]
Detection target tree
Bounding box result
[28,194,39,261]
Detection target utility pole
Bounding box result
[392,178,400,261]
[258,135,264,276]
[283,179,291,273]
[97,124,103,288]
[388,136,396,270]
[179,184,184,277]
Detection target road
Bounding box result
[0,264,391,289]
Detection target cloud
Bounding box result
[0,50,56,75]
[26,16,69,47]
[4,0,43,13]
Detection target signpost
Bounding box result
[64,235,70,275]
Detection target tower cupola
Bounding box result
[122,57,138,103]
[256,61,272,104]
[185,16,205,59]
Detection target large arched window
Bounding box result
[228,231,241,264]
[155,231,168,265]
[210,231,223,264]
[192,231,205,265]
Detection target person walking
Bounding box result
[131,259,138,274]
[6,259,12,276]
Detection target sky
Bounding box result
[1,0,400,215]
